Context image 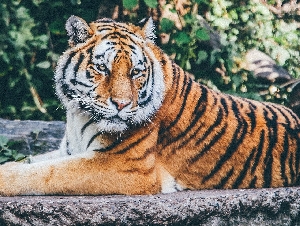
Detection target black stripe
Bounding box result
[70,79,92,88]
[214,167,234,189]
[249,176,257,188]
[97,27,114,32]
[73,53,85,78]
[272,104,290,125]
[170,62,181,102]
[262,107,278,187]
[280,131,289,186]
[101,31,136,44]
[86,45,94,62]
[220,97,228,115]
[159,76,193,147]
[61,83,76,99]
[232,147,256,188]
[81,118,95,135]
[95,54,104,59]
[120,29,141,39]
[139,89,147,100]
[93,130,152,154]
[114,130,152,155]
[296,139,300,183]
[127,44,136,50]
[195,105,223,147]
[180,72,188,97]
[189,123,227,164]
[138,73,153,107]
[246,104,257,133]
[244,99,257,110]
[163,76,193,132]
[87,131,104,149]
[66,140,71,155]
[86,71,93,79]
[98,22,141,39]
[171,86,208,150]
[76,81,93,87]
[289,153,295,184]
[243,98,258,133]
[138,64,153,104]
[251,130,265,174]
[202,97,248,183]
[62,52,76,79]
[280,105,299,125]
[70,79,77,85]
[138,94,153,107]
[138,62,154,107]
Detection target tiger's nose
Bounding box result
[111,98,131,110]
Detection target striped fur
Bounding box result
[0,16,299,195]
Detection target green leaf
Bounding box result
[196,29,210,41]
[186,60,191,70]
[232,75,243,87]
[13,153,26,161]
[49,20,65,35]
[0,136,9,147]
[160,18,175,33]
[0,156,10,164]
[36,61,51,69]
[71,0,81,5]
[32,0,43,6]
[143,0,157,8]
[194,0,209,4]
[123,0,138,9]
[174,32,191,45]
[196,51,208,64]
[3,149,13,156]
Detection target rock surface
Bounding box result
[0,188,299,225]
[245,49,292,83]
[0,119,300,225]
[0,118,65,155]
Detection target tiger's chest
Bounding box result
[63,108,108,155]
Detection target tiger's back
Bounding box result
[0,16,299,195]
[156,64,300,190]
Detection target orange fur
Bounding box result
[0,16,299,195]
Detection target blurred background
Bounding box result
[0,0,299,121]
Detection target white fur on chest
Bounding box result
[63,105,107,155]
[29,106,98,163]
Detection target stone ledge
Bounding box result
[0,187,299,225]
[0,118,65,156]
[0,119,300,225]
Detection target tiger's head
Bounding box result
[55,16,165,132]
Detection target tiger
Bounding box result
[0,15,299,195]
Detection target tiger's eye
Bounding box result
[96,64,107,72]
[131,68,141,76]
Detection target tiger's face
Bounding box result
[55,16,165,132]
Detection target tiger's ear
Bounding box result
[140,17,156,42]
[65,15,93,46]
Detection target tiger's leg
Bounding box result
[0,150,161,195]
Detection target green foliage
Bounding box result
[143,0,157,8]
[0,0,99,121]
[123,0,157,9]
[159,0,300,104]
[207,0,300,78]
[206,0,300,104]
[0,136,26,164]
[123,0,138,9]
